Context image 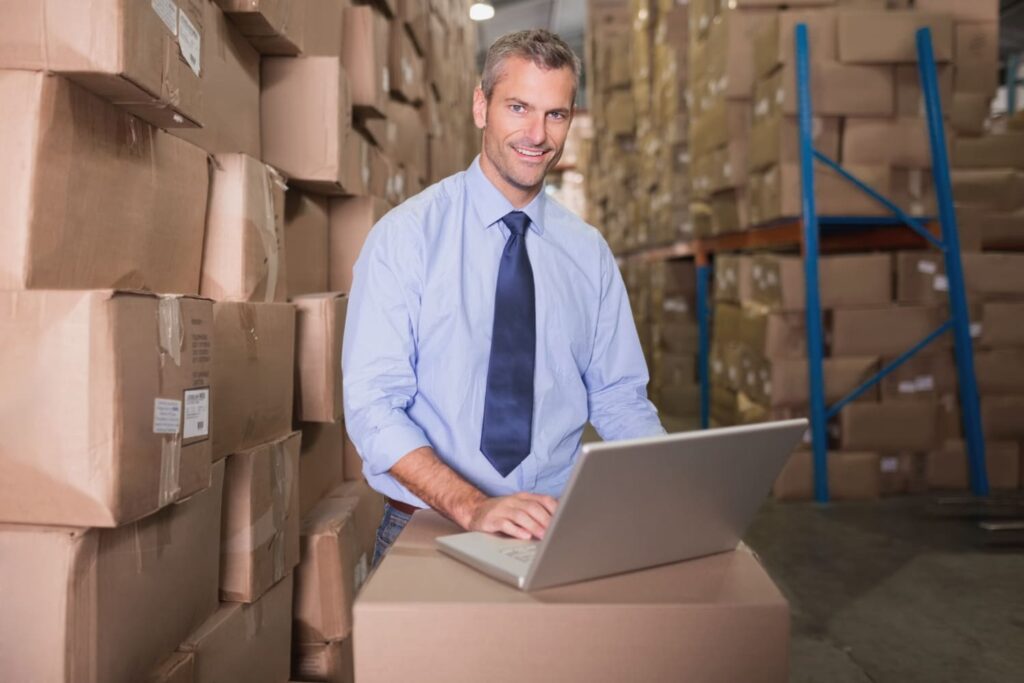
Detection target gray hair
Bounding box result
[481,29,581,101]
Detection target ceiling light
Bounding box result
[470,2,495,21]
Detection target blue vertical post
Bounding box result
[917,28,990,495]
[696,259,711,430]
[1007,54,1019,115]
[796,24,830,502]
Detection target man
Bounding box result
[343,29,665,566]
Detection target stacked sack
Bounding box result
[0,1,479,682]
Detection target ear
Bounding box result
[472,86,488,130]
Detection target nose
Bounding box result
[525,113,546,146]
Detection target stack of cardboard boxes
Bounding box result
[0,0,478,680]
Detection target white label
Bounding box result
[152,0,178,36]
[880,456,899,473]
[933,274,949,291]
[183,388,210,439]
[382,67,390,94]
[153,398,182,434]
[917,260,938,274]
[177,11,201,76]
[914,375,935,391]
[970,322,982,338]
[898,380,917,394]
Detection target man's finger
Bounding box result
[507,507,546,539]
[514,499,553,531]
[500,518,532,540]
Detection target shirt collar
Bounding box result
[466,155,546,236]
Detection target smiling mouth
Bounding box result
[512,145,549,160]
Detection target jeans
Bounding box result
[373,502,413,567]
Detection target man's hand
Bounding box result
[467,492,559,540]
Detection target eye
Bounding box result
[548,112,566,121]
[509,104,526,114]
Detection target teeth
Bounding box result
[515,147,544,157]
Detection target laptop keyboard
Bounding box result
[498,544,538,564]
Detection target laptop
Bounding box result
[436,419,808,591]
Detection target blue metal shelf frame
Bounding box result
[794,24,989,501]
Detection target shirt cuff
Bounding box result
[363,422,433,477]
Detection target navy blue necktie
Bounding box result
[480,211,536,477]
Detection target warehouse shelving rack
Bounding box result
[628,25,990,502]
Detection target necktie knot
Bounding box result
[503,211,531,237]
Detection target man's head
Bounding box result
[473,30,581,204]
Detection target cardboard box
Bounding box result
[343,428,365,482]
[951,169,1024,212]
[895,64,954,117]
[842,118,932,168]
[753,9,837,79]
[327,480,387,563]
[148,652,195,683]
[840,400,938,452]
[221,431,301,603]
[927,440,1020,490]
[982,396,1024,439]
[299,421,347,517]
[285,191,330,297]
[751,163,892,224]
[0,291,212,526]
[755,356,879,408]
[756,61,895,119]
[659,385,701,417]
[354,511,790,683]
[261,57,355,194]
[955,22,998,66]
[343,5,389,116]
[294,293,348,422]
[895,251,947,305]
[773,450,882,501]
[179,575,293,683]
[914,0,998,23]
[704,8,773,100]
[0,0,203,128]
[654,352,697,388]
[953,134,1024,170]
[954,62,999,96]
[878,452,928,496]
[293,639,354,683]
[748,114,841,172]
[329,196,393,293]
[837,11,953,64]
[389,18,425,103]
[216,0,304,55]
[0,71,208,293]
[831,306,942,357]
[949,92,992,136]
[0,461,225,683]
[963,253,1024,297]
[880,351,957,399]
[202,154,288,302]
[737,309,807,358]
[713,255,753,303]
[173,0,261,156]
[750,253,892,312]
[387,99,430,183]
[301,0,346,57]
[294,497,367,643]
[974,349,1024,395]
[957,206,1024,252]
[212,302,296,459]
[978,301,1024,347]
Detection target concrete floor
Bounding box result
[745,497,1024,683]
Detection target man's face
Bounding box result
[473,56,575,197]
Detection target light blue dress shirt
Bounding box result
[342,156,665,507]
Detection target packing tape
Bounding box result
[159,434,183,507]
[239,304,259,360]
[158,296,184,367]
[255,165,286,303]
[222,441,292,557]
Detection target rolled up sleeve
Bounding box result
[342,220,432,477]
[583,242,666,441]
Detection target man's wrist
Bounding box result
[452,489,488,529]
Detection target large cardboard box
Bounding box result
[703,8,773,100]
[895,63,954,117]
[978,301,1024,347]
[949,92,992,137]
[750,163,891,224]
[327,480,387,563]
[201,154,288,302]
[831,306,943,357]
[954,62,1000,96]
[212,302,296,459]
[982,396,1024,439]
[301,0,346,57]
[329,196,393,293]
[0,0,203,128]
[773,450,882,501]
[0,461,225,683]
[953,134,1024,170]
[389,18,425,104]
[300,421,347,518]
[914,0,999,23]
[293,639,354,683]
[179,575,294,683]
[748,114,841,172]
[753,9,837,79]
[343,429,365,482]
[754,356,880,408]
[927,440,1020,491]
[951,169,1024,212]
[840,400,938,452]
[895,251,947,305]
[841,118,932,168]
[285,190,331,297]
[963,253,1024,297]
[713,255,753,303]
[757,61,895,119]
[737,309,807,358]
[974,349,1024,395]
[173,0,261,156]
[355,511,790,682]
[751,253,892,311]
[343,5,390,116]
[955,22,999,66]
[294,497,367,643]
[294,293,348,423]
[221,431,301,603]
[215,0,304,54]
[880,351,957,400]
[0,71,208,293]
[387,99,430,183]
[837,11,953,63]
[658,384,701,417]
[261,57,355,194]
[0,291,212,526]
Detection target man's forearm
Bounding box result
[389,446,487,528]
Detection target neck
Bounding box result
[479,152,541,209]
